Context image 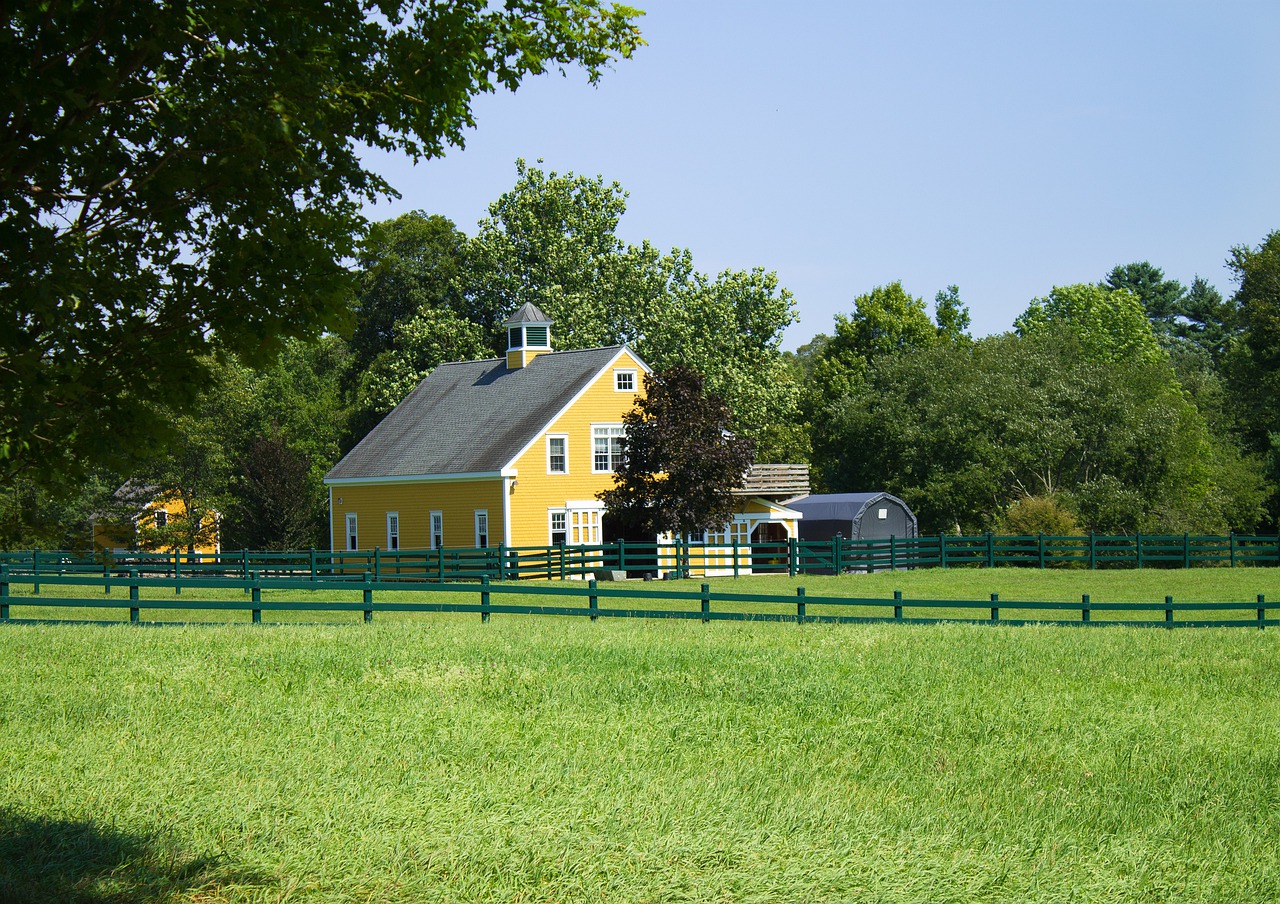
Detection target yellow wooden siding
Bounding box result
[93,496,220,556]
[505,349,645,547]
[330,479,504,551]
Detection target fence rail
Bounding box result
[0,568,1272,630]
[1,533,1277,585]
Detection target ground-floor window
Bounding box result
[386,512,399,550]
[549,510,568,545]
[430,511,443,549]
[346,513,358,551]
[474,510,489,548]
[570,507,600,545]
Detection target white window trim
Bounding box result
[591,423,626,473]
[429,510,443,550]
[345,512,358,551]
[546,433,569,475]
[474,510,489,548]
[614,368,637,391]
[386,511,400,550]
[549,508,568,545]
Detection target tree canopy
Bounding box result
[0,0,643,486]
[598,366,755,539]
[1014,284,1165,366]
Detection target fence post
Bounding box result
[1,564,8,620]
[939,533,948,569]
[1258,594,1266,630]
[986,532,994,568]
[251,574,262,624]
[129,568,140,623]
[498,543,507,581]
[1136,532,1144,569]
[796,586,806,624]
[358,570,373,623]
[242,548,249,588]
[589,578,599,621]
[732,539,739,578]
[437,546,444,583]
[480,575,491,623]
[374,546,381,583]
[700,582,710,623]
[1089,533,1096,570]
[990,592,999,623]
[1165,595,1174,629]
[32,549,39,594]
[1183,533,1191,569]
[618,538,627,574]
[1037,533,1045,569]
[890,535,897,572]
[788,537,798,577]
[1082,593,1090,624]
[558,542,566,581]
[833,534,843,574]
[310,547,317,581]
[173,550,182,595]
[893,589,903,621]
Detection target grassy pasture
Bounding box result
[2,569,1280,902]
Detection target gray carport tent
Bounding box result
[790,492,918,542]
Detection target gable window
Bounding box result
[547,434,568,474]
[592,424,626,473]
[614,369,636,391]
[549,510,567,545]
[474,510,489,549]
[430,511,443,550]
[386,512,399,550]
[346,513,358,551]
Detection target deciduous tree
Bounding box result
[0,1,643,486]
[599,366,755,539]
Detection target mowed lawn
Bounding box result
[2,570,1280,902]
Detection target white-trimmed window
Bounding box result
[592,424,626,473]
[386,512,399,550]
[474,510,489,548]
[549,510,568,545]
[546,434,568,474]
[614,368,637,391]
[569,507,601,545]
[346,513,358,551]
[430,511,443,550]
[153,509,168,529]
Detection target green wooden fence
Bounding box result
[1,532,1277,585]
[0,568,1272,630]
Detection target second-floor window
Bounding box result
[547,435,567,473]
[592,425,626,472]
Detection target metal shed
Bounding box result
[790,492,918,542]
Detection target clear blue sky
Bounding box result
[361,1,1280,349]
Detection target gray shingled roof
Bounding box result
[327,346,625,480]
[504,302,552,324]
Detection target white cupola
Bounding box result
[503,302,554,370]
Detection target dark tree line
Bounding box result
[800,234,1280,535]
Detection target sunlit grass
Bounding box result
[2,616,1278,902]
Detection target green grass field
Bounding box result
[2,569,1280,902]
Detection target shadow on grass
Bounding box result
[0,808,268,903]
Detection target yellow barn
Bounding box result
[92,484,221,558]
[324,304,803,571]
